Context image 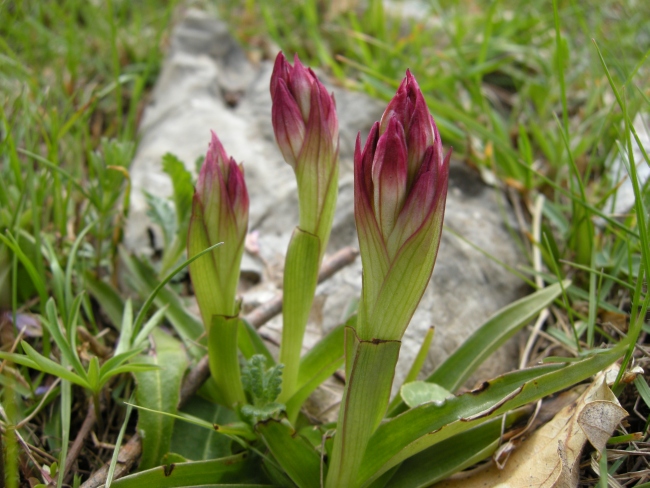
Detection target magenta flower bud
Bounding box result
[355,71,451,341]
[188,131,249,322]
[270,52,339,243]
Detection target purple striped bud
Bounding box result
[270,52,339,244]
[354,71,451,340]
[188,131,249,321]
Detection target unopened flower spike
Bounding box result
[354,69,451,341]
[270,52,340,403]
[188,131,249,407]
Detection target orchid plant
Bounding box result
[140,53,624,488]
[4,52,627,488]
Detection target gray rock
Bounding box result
[125,9,527,402]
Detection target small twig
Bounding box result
[81,433,142,488]
[82,246,359,487]
[64,400,97,478]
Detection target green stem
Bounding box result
[326,328,401,488]
[209,315,246,407]
[278,228,321,402]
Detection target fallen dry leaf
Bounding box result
[435,365,628,488]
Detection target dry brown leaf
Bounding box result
[435,365,628,488]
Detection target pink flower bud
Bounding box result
[188,131,249,320]
[355,71,451,340]
[270,52,339,244]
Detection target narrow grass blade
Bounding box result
[119,248,204,356]
[105,396,135,488]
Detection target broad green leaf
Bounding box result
[19,342,90,389]
[171,396,235,461]
[280,227,321,401]
[108,452,267,487]
[388,410,526,488]
[400,382,452,409]
[127,403,255,441]
[286,321,346,423]
[133,329,189,470]
[83,271,125,329]
[327,332,401,488]
[428,280,569,392]
[358,340,626,485]
[257,419,322,488]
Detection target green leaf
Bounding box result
[209,315,246,407]
[280,227,321,401]
[120,249,204,356]
[133,329,189,470]
[286,321,346,423]
[241,355,284,423]
[19,342,90,389]
[161,153,194,229]
[87,356,100,392]
[257,419,323,488]
[428,281,569,392]
[115,299,134,356]
[388,412,524,488]
[326,331,401,488]
[43,298,87,381]
[239,319,274,363]
[171,396,235,461]
[144,191,176,248]
[108,453,266,488]
[358,341,626,485]
[387,326,434,413]
[400,382,452,409]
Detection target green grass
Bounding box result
[1,0,649,485]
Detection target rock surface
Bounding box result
[125,9,529,405]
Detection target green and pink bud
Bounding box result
[188,131,249,322]
[355,70,450,341]
[270,52,339,245]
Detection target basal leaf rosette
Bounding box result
[354,71,451,341]
[188,131,249,323]
[271,52,339,249]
